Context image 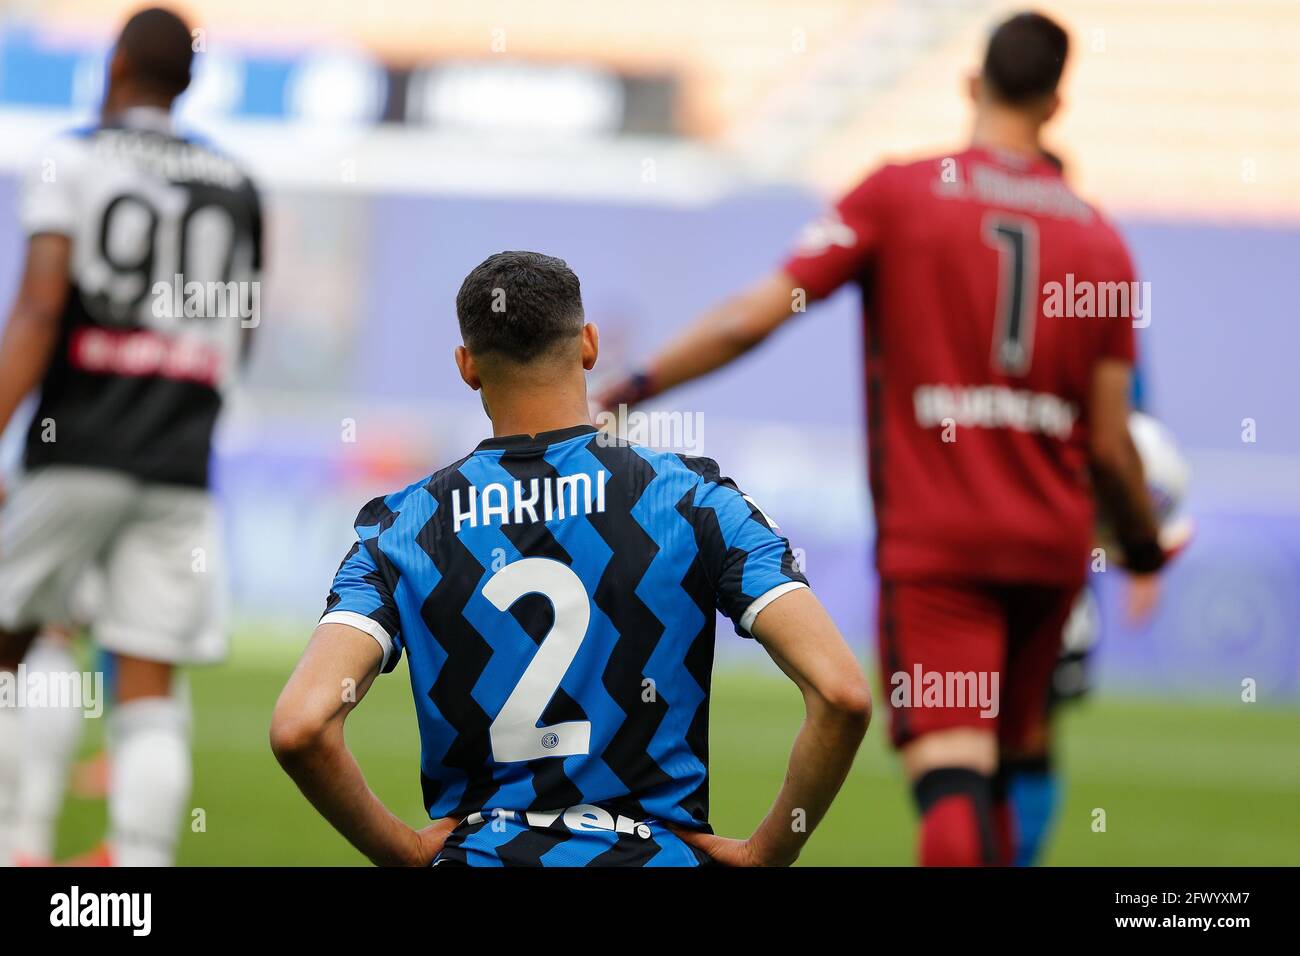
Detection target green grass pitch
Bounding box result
[54,637,1299,866]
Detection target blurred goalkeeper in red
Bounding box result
[597,12,1172,866]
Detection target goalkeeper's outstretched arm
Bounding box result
[594,269,805,410]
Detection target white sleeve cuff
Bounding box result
[320,611,395,670]
[738,581,809,634]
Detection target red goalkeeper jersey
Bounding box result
[784,146,1138,585]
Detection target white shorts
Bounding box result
[0,466,226,664]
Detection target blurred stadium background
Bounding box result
[0,0,1296,864]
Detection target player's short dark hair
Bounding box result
[456,251,585,363]
[116,7,194,99]
[982,12,1069,105]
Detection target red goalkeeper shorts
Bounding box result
[876,579,1080,751]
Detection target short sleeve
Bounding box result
[681,458,810,637]
[20,136,86,238]
[321,505,404,673]
[781,165,892,302]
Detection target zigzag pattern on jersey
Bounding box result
[416,461,500,817]
[677,454,806,611]
[399,434,723,824]
[329,428,808,860]
[324,496,402,640]
[582,439,677,815]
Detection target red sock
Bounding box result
[914,768,997,866]
[919,795,984,866]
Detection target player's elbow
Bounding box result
[269,702,332,766]
[814,672,873,735]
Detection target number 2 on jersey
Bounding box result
[483,558,593,763]
[984,213,1040,375]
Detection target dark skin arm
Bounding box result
[1089,359,1164,572]
[0,235,71,488]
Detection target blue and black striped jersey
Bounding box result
[322,424,808,866]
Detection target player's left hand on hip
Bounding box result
[669,826,791,867]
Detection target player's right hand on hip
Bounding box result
[411,816,462,866]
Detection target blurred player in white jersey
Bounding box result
[0,7,263,866]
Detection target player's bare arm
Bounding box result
[270,623,459,866]
[597,269,802,409]
[1088,359,1165,573]
[676,588,870,866]
[0,234,71,450]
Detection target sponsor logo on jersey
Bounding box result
[913,383,1077,439]
[70,326,225,387]
[466,804,655,840]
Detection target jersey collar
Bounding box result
[968,144,1061,178]
[475,424,598,452]
[109,106,175,134]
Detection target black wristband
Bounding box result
[607,370,655,408]
[1122,537,1165,574]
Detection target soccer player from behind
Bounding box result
[271,251,869,866]
[0,7,263,865]
[596,13,1171,866]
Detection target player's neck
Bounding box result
[102,84,174,120]
[970,109,1043,161]
[485,386,592,440]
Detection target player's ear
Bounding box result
[102,48,129,111]
[455,345,481,391]
[107,46,131,86]
[1041,92,1061,123]
[967,72,981,104]
[581,323,599,371]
